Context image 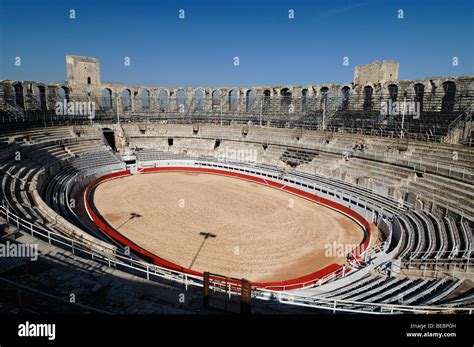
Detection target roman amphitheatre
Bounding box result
[0,56,472,314]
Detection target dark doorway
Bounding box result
[388,84,398,102]
[414,83,425,112]
[441,81,456,113]
[341,86,351,111]
[363,86,373,111]
[102,128,116,151]
[13,83,24,108]
[38,85,47,110]
[263,89,271,114]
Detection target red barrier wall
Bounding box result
[84,166,373,290]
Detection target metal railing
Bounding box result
[2,88,473,140]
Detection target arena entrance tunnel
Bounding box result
[83,165,377,291]
[102,128,116,151]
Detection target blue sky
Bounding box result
[0,0,473,87]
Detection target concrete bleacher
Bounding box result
[38,148,124,249]
[65,139,105,157]
[69,150,121,170]
[407,174,474,217]
[426,212,449,259]
[319,272,460,309]
[413,210,437,259]
[0,131,121,250]
[280,148,319,166]
[135,148,190,162]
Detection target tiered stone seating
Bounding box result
[65,140,105,156]
[0,123,471,313]
[279,148,319,167]
[0,127,75,144]
[136,148,189,162]
[69,150,121,170]
[408,174,474,217]
[336,157,414,189]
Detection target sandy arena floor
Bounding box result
[93,172,365,282]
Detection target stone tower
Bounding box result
[66,55,101,97]
[354,60,399,85]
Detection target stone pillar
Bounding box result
[203,89,212,113]
[220,88,228,113]
[168,89,176,112]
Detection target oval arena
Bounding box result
[88,169,367,283]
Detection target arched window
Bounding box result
[60,86,70,103]
[414,83,425,112]
[341,86,351,111]
[363,86,373,111]
[176,89,186,111]
[56,87,65,103]
[39,86,47,109]
[159,90,168,112]
[280,88,292,112]
[140,89,150,109]
[13,83,24,108]
[319,87,329,111]
[102,88,113,109]
[122,89,132,110]
[301,89,308,111]
[228,89,238,111]
[246,90,255,112]
[430,80,437,96]
[33,86,41,108]
[262,89,271,114]
[33,85,46,110]
[212,90,221,107]
[441,81,456,112]
[194,89,204,110]
[388,84,398,102]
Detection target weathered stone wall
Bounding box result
[0,56,472,116]
[354,60,399,85]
